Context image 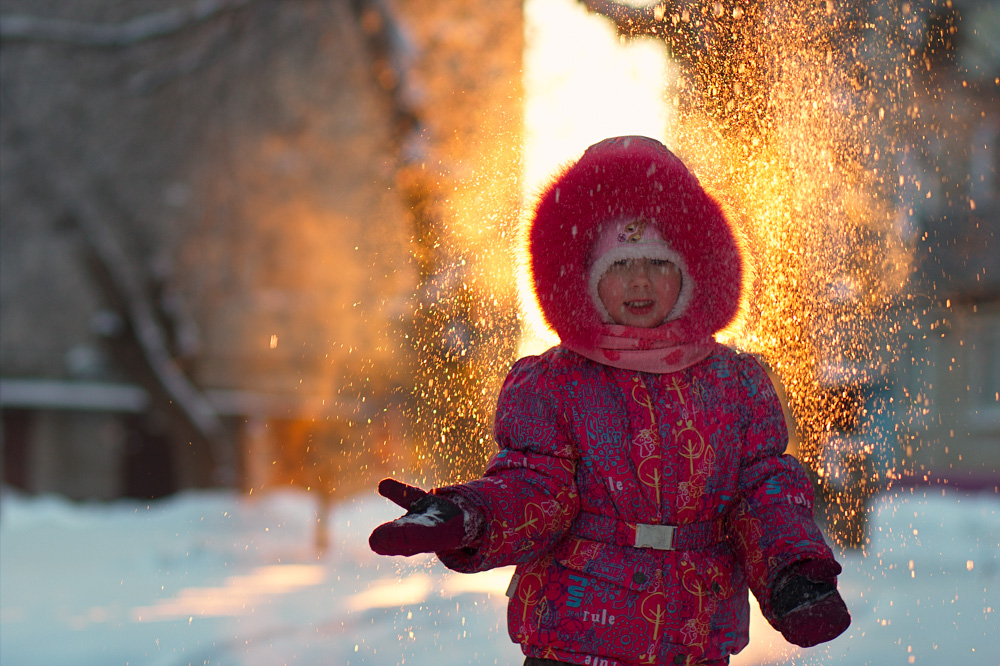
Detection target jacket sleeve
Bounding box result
[436,355,580,573]
[726,354,837,622]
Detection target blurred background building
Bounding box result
[1,0,997,532]
[894,0,1000,478]
[0,0,522,501]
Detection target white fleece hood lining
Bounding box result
[588,243,695,326]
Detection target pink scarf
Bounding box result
[562,325,719,374]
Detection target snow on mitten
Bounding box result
[770,559,851,647]
[369,478,483,557]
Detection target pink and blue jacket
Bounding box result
[437,137,839,665]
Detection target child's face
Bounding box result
[597,258,681,328]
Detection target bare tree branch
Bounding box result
[69,191,228,449]
[11,130,237,482]
[127,19,234,93]
[0,0,250,48]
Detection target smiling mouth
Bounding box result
[625,300,654,311]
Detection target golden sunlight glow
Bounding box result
[345,567,514,613]
[518,1,917,549]
[347,573,433,612]
[519,0,677,357]
[440,565,515,598]
[131,564,513,624]
[131,564,325,621]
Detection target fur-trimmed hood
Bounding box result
[528,135,743,349]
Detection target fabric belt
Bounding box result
[572,510,726,551]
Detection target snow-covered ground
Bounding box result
[1,485,997,666]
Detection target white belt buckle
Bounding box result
[634,523,676,550]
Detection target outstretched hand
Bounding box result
[368,479,468,557]
[770,559,851,647]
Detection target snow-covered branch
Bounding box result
[578,0,669,36]
[0,0,250,48]
[347,0,435,265]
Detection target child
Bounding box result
[370,136,850,666]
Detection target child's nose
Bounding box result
[628,262,652,285]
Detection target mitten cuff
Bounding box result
[440,491,486,548]
[777,558,842,586]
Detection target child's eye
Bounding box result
[650,259,668,266]
[613,259,629,268]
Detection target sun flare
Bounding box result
[519,1,917,547]
[520,0,677,357]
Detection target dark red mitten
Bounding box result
[369,478,469,557]
[770,559,851,647]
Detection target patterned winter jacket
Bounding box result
[439,343,836,665]
[435,136,840,664]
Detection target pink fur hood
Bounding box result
[529,136,744,349]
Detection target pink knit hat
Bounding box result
[587,218,693,323]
